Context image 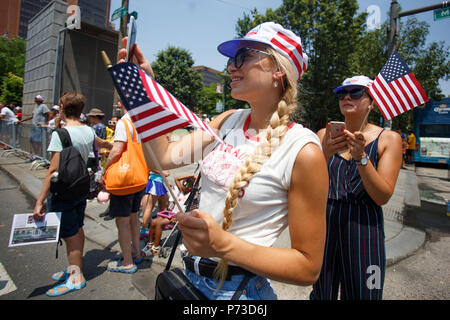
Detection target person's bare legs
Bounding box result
[47,228,85,295]
[115,217,134,266]
[130,212,141,258]
[154,218,170,248]
[141,194,156,229]
[157,193,169,212]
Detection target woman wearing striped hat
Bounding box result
[118,22,328,300]
[311,76,402,300]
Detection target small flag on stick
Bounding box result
[108,62,224,144]
[368,51,429,120]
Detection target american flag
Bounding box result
[369,51,428,120]
[108,62,224,144]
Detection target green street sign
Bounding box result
[111,7,127,21]
[434,7,450,21]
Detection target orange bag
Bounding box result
[104,118,149,196]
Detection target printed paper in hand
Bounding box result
[8,212,62,247]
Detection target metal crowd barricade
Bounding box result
[0,120,50,169]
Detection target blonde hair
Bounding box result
[214,47,300,287]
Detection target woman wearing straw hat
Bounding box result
[118,22,328,300]
[310,76,402,300]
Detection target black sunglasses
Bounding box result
[227,47,270,69]
[336,88,367,100]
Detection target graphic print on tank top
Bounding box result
[201,141,256,190]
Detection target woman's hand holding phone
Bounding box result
[322,122,348,161]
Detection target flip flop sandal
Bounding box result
[116,253,144,264]
[51,270,69,282]
[133,254,143,265]
[151,246,160,256]
[141,242,154,258]
[46,279,86,297]
[107,260,137,274]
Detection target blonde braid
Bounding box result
[214,48,299,287]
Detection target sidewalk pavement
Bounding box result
[0,151,427,299]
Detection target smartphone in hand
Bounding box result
[125,15,137,62]
[329,121,346,138]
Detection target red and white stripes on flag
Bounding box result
[368,51,428,120]
[270,31,308,80]
[109,62,224,144]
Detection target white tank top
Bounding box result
[200,109,321,248]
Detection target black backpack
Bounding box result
[50,128,90,200]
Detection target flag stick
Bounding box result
[358,107,371,132]
[142,144,186,215]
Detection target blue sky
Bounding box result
[109,0,449,95]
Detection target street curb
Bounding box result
[385,225,426,267]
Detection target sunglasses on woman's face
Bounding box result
[108,120,117,126]
[227,47,271,69]
[336,88,367,100]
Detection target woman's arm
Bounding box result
[177,142,328,285]
[346,129,402,205]
[96,136,113,149]
[142,109,237,170]
[34,152,60,220]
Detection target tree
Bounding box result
[355,17,450,131]
[0,36,26,102]
[0,72,23,104]
[197,83,220,116]
[236,0,367,131]
[235,1,449,132]
[151,46,204,111]
[0,36,26,79]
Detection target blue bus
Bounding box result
[413,98,450,165]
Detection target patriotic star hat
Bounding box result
[217,22,308,80]
[333,75,374,93]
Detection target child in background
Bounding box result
[139,170,170,239]
[141,175,196,257]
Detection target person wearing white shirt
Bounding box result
[0,102,18,144]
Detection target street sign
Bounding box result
[216,101,224,113]
[111,7,127,21]
[434,7,450,21]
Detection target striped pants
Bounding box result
[310,199,386,300]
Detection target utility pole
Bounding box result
[119,0,129,41]
[384,0,449,129]
[113,0,129,113]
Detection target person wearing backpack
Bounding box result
[33,92,111,297]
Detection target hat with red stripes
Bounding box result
[217,22,308,80]
[333,76,374,93]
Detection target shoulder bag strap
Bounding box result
[55,128,72,149]
[165,172,202,271]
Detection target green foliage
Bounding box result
[237,0,367,131]
[235,0,450,132]
[151,46,204,111]
[0,36,26,104]
[197,83,220,116]
[0,72,24,104]
[0,36,26,79]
